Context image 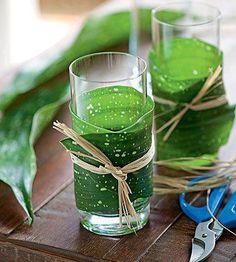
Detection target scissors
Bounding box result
[179,176,236,262]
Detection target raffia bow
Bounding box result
[53,121,154,228]
[154,66,227,141]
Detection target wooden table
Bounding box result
[0,2,236,261]
[0,103,235,262]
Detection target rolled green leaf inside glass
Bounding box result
[149,2,235,165]
[66,52,154,236]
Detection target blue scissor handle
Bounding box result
[179,175,228,223]
[218,191,236,228]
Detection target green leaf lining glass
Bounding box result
[149,2,235,164]
[66,52,154,236]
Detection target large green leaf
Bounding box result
[0,9,151,112]
[0,83,69,223]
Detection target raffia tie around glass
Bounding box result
[53,121,154,229]
[154,66,227,141]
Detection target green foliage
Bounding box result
[0,83,69,223]
[0,8,151,222]
[62,86,154,212]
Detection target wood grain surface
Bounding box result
[0,92,235,262]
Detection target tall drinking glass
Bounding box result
[149,2,235,166]
[69,52,154,236]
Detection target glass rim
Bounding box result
[152,1,221,28]
[69,51,147,84]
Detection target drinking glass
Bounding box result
[69,52,154,236]
[149,2,235,166]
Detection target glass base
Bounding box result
[79,204,150,236]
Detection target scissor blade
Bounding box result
[189,238,204,262]
[189,237,216,262]
[189,219,216,262]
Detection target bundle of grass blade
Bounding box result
[153,156,236,194]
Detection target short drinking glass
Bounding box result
[69,52,154,236]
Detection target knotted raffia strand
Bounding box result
[154,66,227,141]
[53,121,154,228]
